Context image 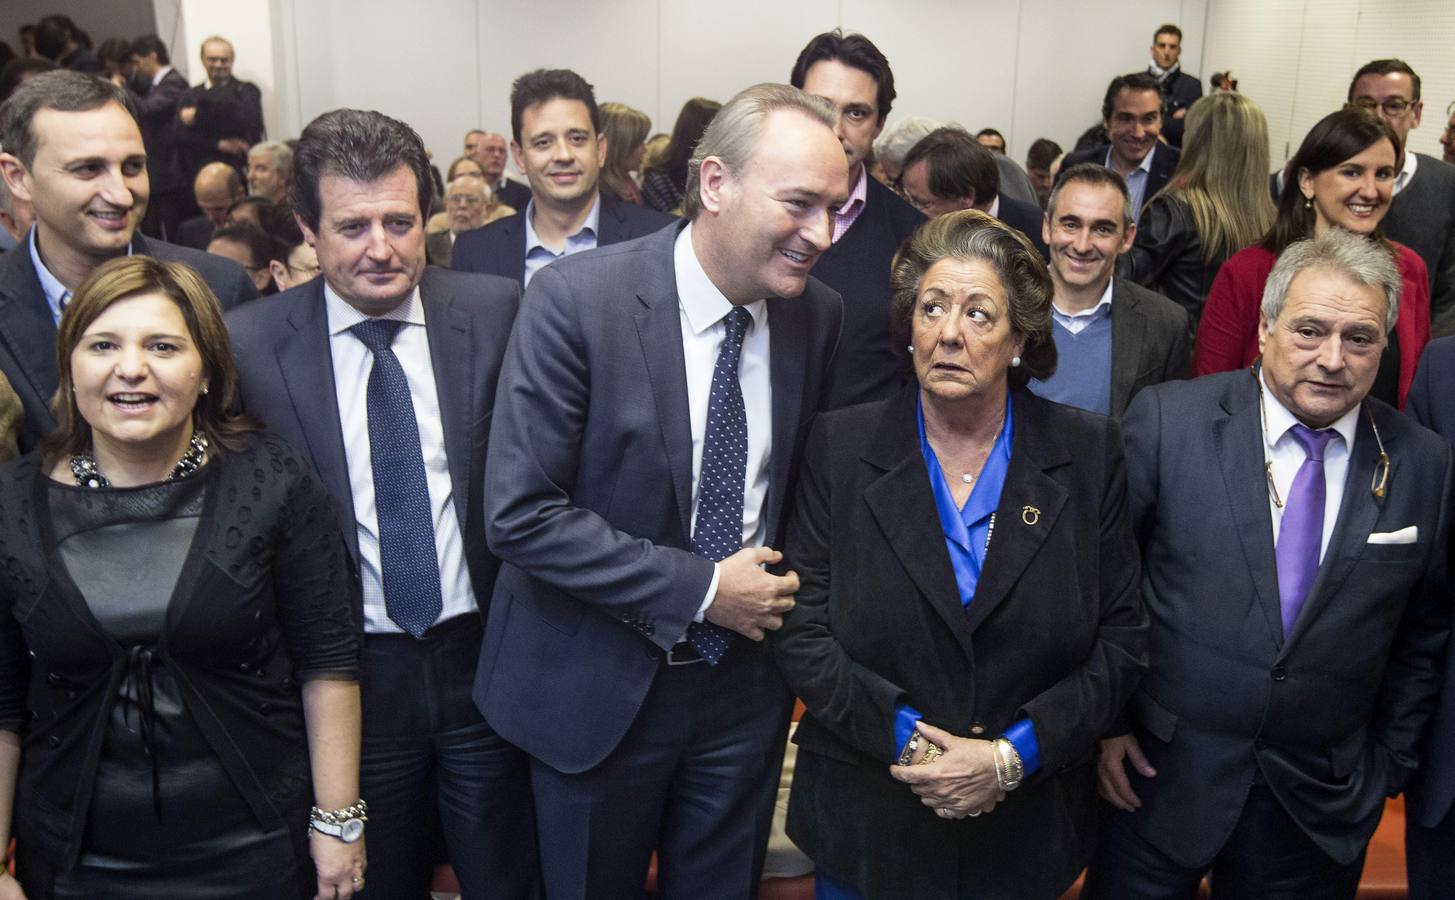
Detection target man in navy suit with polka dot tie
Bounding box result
[477,83,848,899]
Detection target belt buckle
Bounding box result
[665,644,705,666]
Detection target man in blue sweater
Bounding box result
[1029,164,1188,417]
[790,30,924,409]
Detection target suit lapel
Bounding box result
[1214,373,1284,645]
[0,240,61,414]
[764,295,807,544]
[597,193,625,244]
[633,229,695,539]
[963,393,1070,635]
[503,215,526,284]
[862,392,975,660]
[1280,407,1390,656]
[275,281,356,556]
[1109,281,1146,417]
[421,270,474,534]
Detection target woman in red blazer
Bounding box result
[1192,108,1429,407]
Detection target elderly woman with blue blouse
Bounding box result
[772,210,1148,899]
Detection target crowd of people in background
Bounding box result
[2,11,1455,900]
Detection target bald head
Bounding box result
[194,162,245,226]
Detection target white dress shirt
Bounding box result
[1394,149,1419,196]
[1260,370,1359,562]
[325,285,477,633]
[674,224,772,625]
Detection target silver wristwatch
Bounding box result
[310,799,368,843]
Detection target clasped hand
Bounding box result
[704,546,798,640]
[310,831,366,900]
[889,721,1005,819]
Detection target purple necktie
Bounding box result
[1275,424,1337,636]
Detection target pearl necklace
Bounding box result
[70,431,209,489]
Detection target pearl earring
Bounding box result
[1303,196,1313,209]
[200,384,209,396]
[1011,356,1022,367]
[907,345,915,353]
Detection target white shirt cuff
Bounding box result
[692,563,721,625]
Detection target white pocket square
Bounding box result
[1368,526,1418,545]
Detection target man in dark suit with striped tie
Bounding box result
[477,83,847,898]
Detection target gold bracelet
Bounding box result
[992,738,1024,790]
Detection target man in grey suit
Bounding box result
[227,109,536,899]
[1347,59,1455,337]
[1086,228,1452,898]
[478,83,847,898]
[1029,163,1188,417]
[0,70,256,452]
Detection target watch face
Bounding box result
[341,819,365,842]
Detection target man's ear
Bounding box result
[294,211,319,248]
[0,154,33,205]
[697,156,730,215]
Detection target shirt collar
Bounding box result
[1258,366,1359,452]
[151,65,173,87]
[524,192,602,255]
[673,223,767,335]
[986,195,1001,219]
[324,282,424,336]
[1052,276,1115,320]
[1149,61,1180,78]
[835,166,869,221]
[1105,145,1157,176]
[1394,150,1419,196]
[30,227,133,322]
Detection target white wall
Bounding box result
[186,0,1209,169]
[1203,0,1455,165]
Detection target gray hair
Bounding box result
[1261,228,1401,334]
[684,83,836,220]
[249,139,293,176]
[873,115,941,174]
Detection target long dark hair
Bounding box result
[650,98,721,191]
[1260,108,1401,255]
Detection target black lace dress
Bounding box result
[39,474,301,898]
[0,435,359,900]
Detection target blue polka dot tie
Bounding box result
[686,306,752,665]
[351,319,443,639]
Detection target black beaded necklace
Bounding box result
[69,431,209,489]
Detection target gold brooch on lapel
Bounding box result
[1021,506,1040,526]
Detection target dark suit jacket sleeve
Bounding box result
[1018,416,1147,766]
[772,414,913,763]
[130,70,187,121]
[484,264,715,636]
[0,547,26,736]
[1372,443,1454,792]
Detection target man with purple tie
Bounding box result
[1085,227,1453,900]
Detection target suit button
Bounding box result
[259,703,272,714]
[47,735,60,748]
[969,722,986,735]
[1271,666,1287,681]
[239,662,250,672]
[46,672,60,685]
